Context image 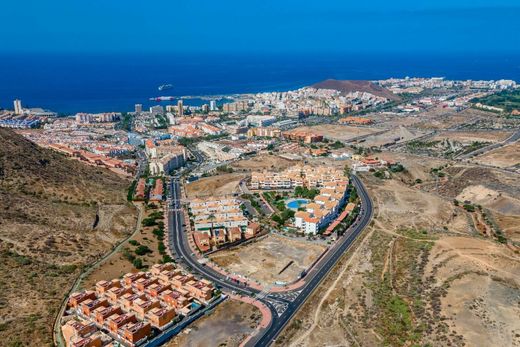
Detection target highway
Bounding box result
[166,174,373,347]
[457,128,520,160]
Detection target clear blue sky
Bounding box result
[1,0,519,53]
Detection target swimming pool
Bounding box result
[286,198,310,210]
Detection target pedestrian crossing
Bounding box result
[255,285,273,300]
[270,290,301,302]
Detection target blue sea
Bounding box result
[1,52,519,114]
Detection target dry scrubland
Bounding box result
[81,203,168,289]
[474,142,520,168]
[277,164,520,347]
[185,173,246,198]
[413,108,497,130]
[165,300,261,347]
[231,153,295,172]
[431,130,513,143]
[0,129,137,346]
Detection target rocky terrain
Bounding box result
[276,163,520,347]
[0,128,137,346]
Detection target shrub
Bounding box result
[135,245,152,256]
[463,204,475,212]
[133,258,144,269]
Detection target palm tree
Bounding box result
[208,213,216,233]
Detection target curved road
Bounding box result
[167,174,373,346]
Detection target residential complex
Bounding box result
[250,165,346,190]
[62,263,218,347]
[188,196,256,252]
[145,140,186,176]
[250,165,350,234]
[75,112,121,124]
[48,143,136,175]
[294,180,349,234]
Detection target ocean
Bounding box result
[1,52,519,114]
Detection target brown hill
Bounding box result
[0,128,137,346]
[311,79,401,101]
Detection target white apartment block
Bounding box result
[189,197,248,232]
[149,151,185,175]
[250,165,346,190]
[294,180,349,235]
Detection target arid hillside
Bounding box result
[277,169,520,347]
[0,128,137,346]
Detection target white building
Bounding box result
[14,99,23,115]
[246,115,276,127]
[190,197,248,232]
[149,151,185,176]
[149,105,164,115]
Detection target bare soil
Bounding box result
[210,234,326,286]
[165,299,261,347]
[186,173,247,198]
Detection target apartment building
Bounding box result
[75,112,121,124]
[294,180,349,234]
[189,197,248,231]
[352,158,388,172]
[247,127,282,138]
[149,179,164,202]
[147,144,186,176]
[64,263,217,347]
[250,165,345,190]
[283,131,323,143]
[246,115,276,127]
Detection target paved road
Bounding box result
[166,174,373,347]
[457,128,520,160]
[247,175,373,346]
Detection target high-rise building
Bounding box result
[201,104,209,113]
[14,99,23,115]
[135,104,143,113]
[209,100,217,111]
[150,105,164,115]
[177,100,184,117]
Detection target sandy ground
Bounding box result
[288,124,380,141]
[165,300,261,347]
[186,173,247,198]
[210,234,326,285]
[360,126,428,147]
[231,154,295,172]
[428,236,520,347]
[431,130,513,144]
[474,141,520,168]
[412,107,499,130]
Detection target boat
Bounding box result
[158,84,173,91]
[149,96,175,101]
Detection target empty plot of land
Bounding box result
[431,130,513,144]
[209,234,326,285]
[361,126,428,147]
[165,300,260,347]
[474,141,520,168]
[289,124,380,141]
[186,173,247,198]
[428,236,520,347]
[231,154,295,172]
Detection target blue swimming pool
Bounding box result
[286,199,310,210]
